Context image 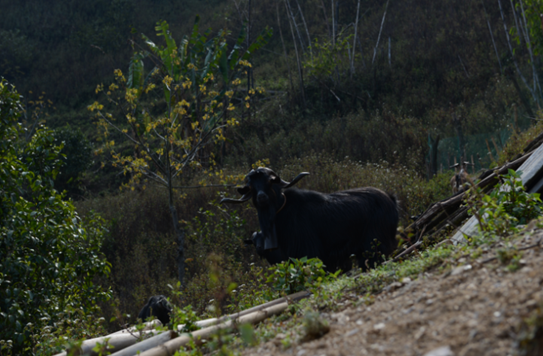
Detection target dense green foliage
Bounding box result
[0,79,111,354]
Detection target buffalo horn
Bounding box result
[276,172,310,188]
[220,192,252,204]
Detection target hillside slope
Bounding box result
[243,230,543,356]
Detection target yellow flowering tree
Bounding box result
[89,18,271,286]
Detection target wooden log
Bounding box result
[139,302,290,356]
[109,331,177,356]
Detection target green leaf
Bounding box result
[218,43,229,82]
[127,52,145,94]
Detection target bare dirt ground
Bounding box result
[243,231,543,356]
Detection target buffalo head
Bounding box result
[221,167,309,250]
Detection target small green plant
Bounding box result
[167,282,200,332]
[267,257,340,294]
[300,311,330,342]
[238,323,258,347]
[496,246,524,272]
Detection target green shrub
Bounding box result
[267,257,340,294]
[0,79,111,355]
[466,169,542,239]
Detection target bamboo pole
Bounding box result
[176,290,310,331]
[110,320,163,336]
[57,292,310,356]
[139,302,290,356]
[54,330,162,356]
[109,331,178,356]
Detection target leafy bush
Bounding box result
[267,257,340,294]
[466,169,542,238]
[0,79,112,355]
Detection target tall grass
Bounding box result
[75,153,452,329]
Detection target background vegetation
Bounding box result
[2,0,543,353]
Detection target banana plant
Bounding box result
[90,18,271,286]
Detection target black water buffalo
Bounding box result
[221,167,399,272]
[138,295,172,326]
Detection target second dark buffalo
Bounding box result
[138,295,172,326]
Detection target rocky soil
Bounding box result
[243,231,543,356]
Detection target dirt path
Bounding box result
[244,232,543,356]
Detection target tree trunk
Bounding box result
[506,66,536,118]
[277,0,294,95]
[480,0,502,72]
[452,112,465,162]
[247,0,252,121]
[294,0,312,59]
[428,133,440,178]
[372,0,389,66]
[286,0,306,52]
[351,0,361,77]
[171,204,185,288]
[166,148,185,288]
[285,0,306,110]
[319,0,331,41]
[331,0,335,46]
